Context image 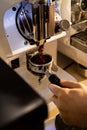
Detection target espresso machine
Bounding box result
[58,0,87,77]
[0,0,77,129]
[0,0,74,98]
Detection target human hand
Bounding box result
[48,80,87,128]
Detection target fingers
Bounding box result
[51,95,58,105]
[48,80,81,93]
[51,92,69,114]
[48,80,82,100]
[48,83,63,96]
[61,80,81,89]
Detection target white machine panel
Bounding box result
[4,3,36,55]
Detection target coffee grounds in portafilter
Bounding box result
[31,54,51,64]
[37,45,45,64]
[34,40,51,64]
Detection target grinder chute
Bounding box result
[16,0,55,46]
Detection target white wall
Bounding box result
[60,0,71,22]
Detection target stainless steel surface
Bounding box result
[71,0,87,24]
[71,30,87,53]
[70,20,87,36]
[45,70,52,78]
[57,0,87,69]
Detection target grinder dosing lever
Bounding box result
[45,70,62,87]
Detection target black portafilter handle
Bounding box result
[45,71,62,86]
[48,74,62,86]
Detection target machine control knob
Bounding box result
[55,19,70,33]
[81,0,87,10]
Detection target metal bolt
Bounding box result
[24,40,28,45]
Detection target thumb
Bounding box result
[48,83,62,96]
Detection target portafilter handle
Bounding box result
[45,71,62,86]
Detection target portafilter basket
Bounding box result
[26,52,62,86]
[26,53,53,75]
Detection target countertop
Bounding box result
[57,52,87,85]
